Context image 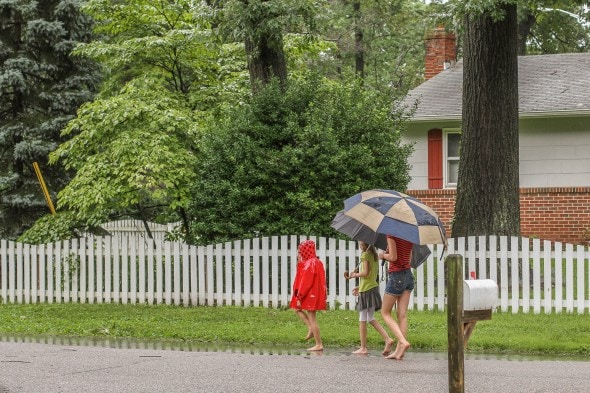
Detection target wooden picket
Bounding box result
[0,233,589,314]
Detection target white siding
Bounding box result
[403,116,590,190]
[402,127,429,189]
[519,117,590,187]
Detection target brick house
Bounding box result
[402,28,590,245]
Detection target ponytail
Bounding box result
[367,244,378,261]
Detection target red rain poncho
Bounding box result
[289,240,327,311]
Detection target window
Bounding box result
[444,130,461,188]
[427,128,461,189]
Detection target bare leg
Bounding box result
[306,310,323,351]
[381,293,410,359]
[369,319,394,356]
[295,309,312,340]
[353,321,368,354]
[396,290,411,338]
[391,291,412,359]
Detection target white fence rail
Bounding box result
[1,235,588,313]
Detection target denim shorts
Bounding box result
[384,269,415,296]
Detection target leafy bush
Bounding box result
[189,74,413,244]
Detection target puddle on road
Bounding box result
[0,335,340,357]
[1,335,587,362]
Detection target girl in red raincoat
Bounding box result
[290,240,327,351]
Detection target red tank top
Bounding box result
[387,235,413,272]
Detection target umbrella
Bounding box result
[331,189,447,266]
[332,210,435,268]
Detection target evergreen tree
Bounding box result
[0,0,100,239]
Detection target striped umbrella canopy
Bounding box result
[331,189,446,249]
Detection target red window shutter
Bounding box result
[428,129,443,189]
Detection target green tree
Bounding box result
[435,0,590,55]
[19,0,425,244]
[41,80,197,239]
[189,75,413,244]
[79,0,247,108]
[319,0,432,93]
[19,0,241,243]
[219,0,319,91]
[0,0,100,240]
[518,1,589,54]
[452,1,521,237]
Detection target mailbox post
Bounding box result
[447,254,498,393]
[447,254,464,393]
[463,279,498,347]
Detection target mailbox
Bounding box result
[463,279,498,311]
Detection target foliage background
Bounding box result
[4,0,589,244]
[189,76,413,244]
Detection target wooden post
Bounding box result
[462,309,491,348]
[463,321,477,349]
[447,254,464,393]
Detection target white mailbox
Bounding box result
[463,279,498,311]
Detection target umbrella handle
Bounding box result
[345,258,364,280]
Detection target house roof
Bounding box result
[403,52,590,121]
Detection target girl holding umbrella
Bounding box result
[379,235,413,360]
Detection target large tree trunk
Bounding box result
[245,34,288,92]
[452,4,520,237]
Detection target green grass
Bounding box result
[0,303,588,358]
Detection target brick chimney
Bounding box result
[425,26,457,80]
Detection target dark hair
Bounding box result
[367,244,378,261]
[360,241,378,260]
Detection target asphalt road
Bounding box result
[1,341,589,393]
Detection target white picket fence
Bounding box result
[96,219,180,243]
[0,234,588,314]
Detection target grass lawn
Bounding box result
[0,303,588,358]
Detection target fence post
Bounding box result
[447,254,464,393]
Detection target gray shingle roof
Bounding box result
[403,52,590,121]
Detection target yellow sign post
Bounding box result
[32,162,56,215]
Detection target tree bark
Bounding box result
[245,34,288,93]
[452,4,520,237]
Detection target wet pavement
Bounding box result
[1,338,589,393]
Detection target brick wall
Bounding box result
[407,187,590,245]
[407,189,456,241]
[425,27,456,80]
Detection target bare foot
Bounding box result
[307,345,324,351]
[305,331,313,341]
[388,342,411,360]
[353,348,368,355]
[382,339,395,356]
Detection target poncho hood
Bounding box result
[298,240,317,261]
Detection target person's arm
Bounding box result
[350,259,369,279]
[379,237,397,262]
[295,261,315,300]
